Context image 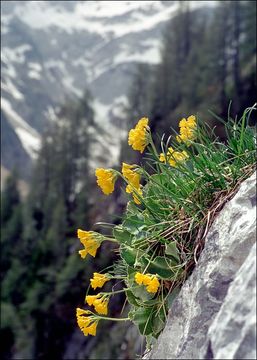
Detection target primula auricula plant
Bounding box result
[75,105,256,344]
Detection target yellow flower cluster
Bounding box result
[86,294,109,315]
[94,118,150,201]
[76,272,110,336]
[90,273,110,290]
[77,229,102,258]
[76,308,98,336]
[135,272,160,294]
[159,146,189,167]
[122,163,142,204]
[95,168,117,195]
[176,115,197,144]
[128,117,150,153]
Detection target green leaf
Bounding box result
[120,246,137,266]
[165,241,180,262]
[131,231,148,247]
[113,226,133,245]
[128,308,135,321]
[140,298,160,307]
[141,302,167,338]
[126,290,140,307]
[131,284,155,302]
[120,246,145,267]
[126,201,140,215]
[142,256,178,279]
[122,214,146,235]
[152,306,166,335]
[132,306,154,336]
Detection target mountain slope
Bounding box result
[1,1,214,179]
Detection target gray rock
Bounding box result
[147,173,256,360]
[202,243,256,360]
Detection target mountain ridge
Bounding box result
[1,1,214,180]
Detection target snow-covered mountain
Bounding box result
[1,1,213,180]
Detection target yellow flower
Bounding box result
[186,115,196,127]
[179,115,196,129]
[90,273,110,290]
[122,163,143,204]
[76,308,91,317]
[168,150,189,167]
[76,308,98,336]
[93,297,109,315]
[86,294,109,315]
[85,294,100,306]
[159,147,188,167]
[134,272,160,294]
[177,115,197,144]
[146,277,160,293]
[128,117,150,153]
[159,147,174,164]
[135,272,147,285]
[77,229,102,258]
[179,117,188,128]
[95,168,117,195]
[159,153,166,163]
[125,183,143,205]
[122,163,141,188]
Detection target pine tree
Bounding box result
[1,173,23,281]
[4,90,98,359]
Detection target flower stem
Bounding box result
[98,316,130,322]
[103,288,129,295]
[102,285,141,296]
[149,134,160,159]
[105,238,120,243]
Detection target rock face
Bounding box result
[147,173,256,360]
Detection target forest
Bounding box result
[1,1,256,359]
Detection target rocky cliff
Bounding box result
[145,173,256,359]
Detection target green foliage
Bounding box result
[1,173,20,224]
[93,105,256,341]
[1,173,23,289]
[0,91,107,359]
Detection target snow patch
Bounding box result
[15,128,40,159]
[12,1,178,38]
[45,59,82,96]
[1,97,41,158]
[28,70,41,80]
[113,44,161,65]
[1,14,12,34]
[1,78,24,101]
[27,62,42,79]
[2,44,32,64]
[44,106,58,122]
[28,62,42,72]
[76,1,159,19]
[91,98,127,167]
[93,99,112,129]
[111,95,129,119]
